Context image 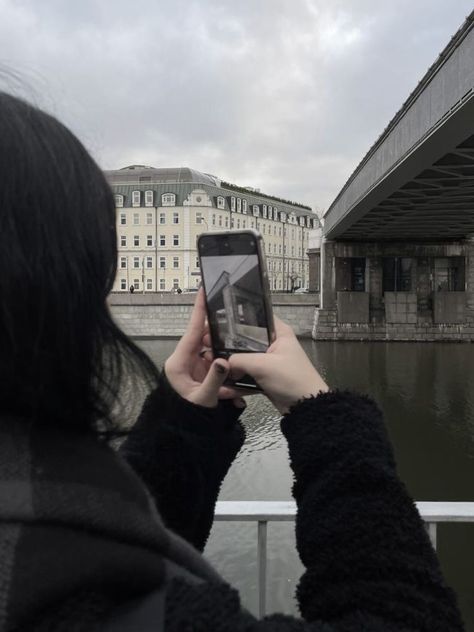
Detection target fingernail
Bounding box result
[215,362,227,374]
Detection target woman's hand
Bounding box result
[164,289,245,408]
[228,317,329,414]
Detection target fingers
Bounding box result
[176,288,207,353]
[193,359,230,407]
[227,352,265,378]
[273,316,294,337]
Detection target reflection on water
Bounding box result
[137,339,474,625]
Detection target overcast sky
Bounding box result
[1,0,472,211]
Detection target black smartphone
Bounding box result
[197,229,275,390]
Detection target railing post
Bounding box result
[425,522,437,550]
[257,520,267,618]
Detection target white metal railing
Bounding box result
[214,500,474,618]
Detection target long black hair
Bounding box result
[0,92,160,431]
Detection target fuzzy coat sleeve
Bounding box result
[162,391,464,632]
[119,372,245,552]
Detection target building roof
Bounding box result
[105,165,220,187]
[105,165,317,220]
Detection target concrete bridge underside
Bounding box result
[324,12,474,242]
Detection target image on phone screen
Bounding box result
[200,252,269,353]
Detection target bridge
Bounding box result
[315,11,474,341]
[324,11,474,241]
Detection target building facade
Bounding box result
[106,166,319,293]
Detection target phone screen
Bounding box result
[198,232,271,355]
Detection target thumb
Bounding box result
[193,360,229,407]
[227,352,264,379]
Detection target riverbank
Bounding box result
[109,292,319,338]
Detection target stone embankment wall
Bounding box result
[109,293,319,338]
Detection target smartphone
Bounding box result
[197,229,275,390]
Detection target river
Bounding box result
[137,339,474,628]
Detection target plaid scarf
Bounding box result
[0,417,219,631]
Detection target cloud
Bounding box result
[1,0,472,209]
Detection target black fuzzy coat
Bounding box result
[0,374,464,630]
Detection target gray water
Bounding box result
[138,339,474,628]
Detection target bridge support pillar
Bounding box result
[321,240,336,309]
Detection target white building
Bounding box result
[106,165,320,292]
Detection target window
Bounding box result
[434,257,465,292]
[242,199,247,213]
[253,205,259,215]
[218,216,222,227]
[115,194,124,208]
[263,206,267,218]
[159,212,166,224]
[242,220,246,228]
[237,198,242,212]
[146,256,153,268]
[132,191,140,207]
[120,257,127,269]
[146,212,153,225]
[173,234,179,246]
[159,256,166,269]
[162,193,176,207]
[217,196,225,210]
[195,278,200,287]
[225,216,229,228]
[382,258,413,292]
[160,235,166,246]
[172,256,180,269]
[133,279,139,290]
[196,212,202,224]
[269,207,273,220]
[230,197,236,211]
[146,279,153,290]
[195,256,200,268]
[212,214,216,226]
[336,258,366,292]
[134,235,139,246]
[133,213,139,225]
[231,218,235,228]
[173,279,179,290]
[120,213,126,225]
[160,278,165,290]
[173,212,179,224]
[145,190,154,207]
[237,219,240,229]
[120,279,127,290]
[147,235,153,247]
[120,235,126,247]
[133,257,140,268]
[312,218,318,229]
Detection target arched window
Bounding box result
[237,198,242,213]
[252,205,259,214]
[242,199,247,214]
[217,196,225,209]
[145,190,154,207]
[230,197,236,212]
[132,191,141,207]
[162,193,176,207]
[115,194,124,208]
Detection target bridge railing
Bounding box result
[214,500,474,617]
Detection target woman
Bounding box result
[0,91,464,631]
